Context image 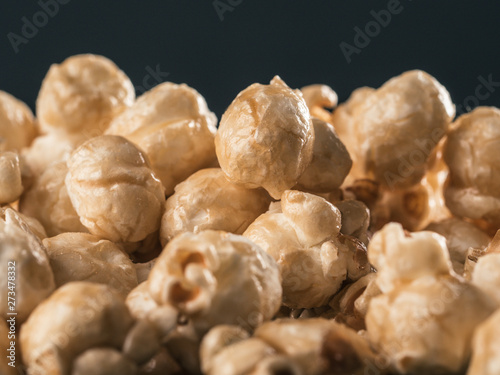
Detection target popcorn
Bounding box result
[20,282,136,374]
[0,152,23,204]
[215,76,314,199]
[444,107,500,229]
[65,135,165,244]
[2,57,499,374]
[160,168,270,246]
[244,190,370,308]
[0,91,37,152]
[0,208,55,323]
[366,223,497,374]
[37,54,134,136]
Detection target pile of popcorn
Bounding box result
[1,54,500,375]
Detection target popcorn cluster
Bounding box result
[1,54,499,375]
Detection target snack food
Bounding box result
[0,152,23,204]
[42,232,138,297]
[3,56,500,375]
[295,118,352,193]
[366,223,496,374]
[244,190,370,308]
[0,91,38,152]
[0,208,55,323]
[65,135,165,244]
[333,70,455,188]
[20,282,136,374]
[443,107,500,230]
[37,54,134,136]
[200,318,378,375]
[215,76,314,199]
[147,230,282,335]
[19,161,87,236]
[468,309,500,375]
[160,168,271,245]
[106,82,218,195]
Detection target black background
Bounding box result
[1,0,499,119]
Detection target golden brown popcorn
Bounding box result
[20,282,135,375]
[376,180,434,231]
[37,54,134,136]
[65,135,165,244]
[368,222,453,293]
[0,205,47,240]
[300,84,338,122]
[106,82,217,195]
[258,319,379,375]
[0,152,23,204]
[22,131,87,178]
[0,319,17,375]
[295,118,352,193]
[367,276,495,374]
[443,107,500,229]
[203,335,277,375]
[346,152,451,232]
[0,207,55,323]
[11,56,500,374]
[199,324,251,374]
[19,161,88,237]
[125,282,180,350]
[467,309,500,375]
[126,282,160,321]
[333,70,454,189]
[0,90,37,152]
[72,348,138,375]
[42,232,138,297]
[215,76,314,199]
[160,168,271,246]
[201,319,380,375]
[147,230,282,335]
[244,190,370,309]
[366,223,496,374]
[331,87,374,176]
[426,218,490,275]
[470,231,500,306]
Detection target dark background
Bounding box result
[1,0,499,119]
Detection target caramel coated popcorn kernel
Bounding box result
[215,76,314,199]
